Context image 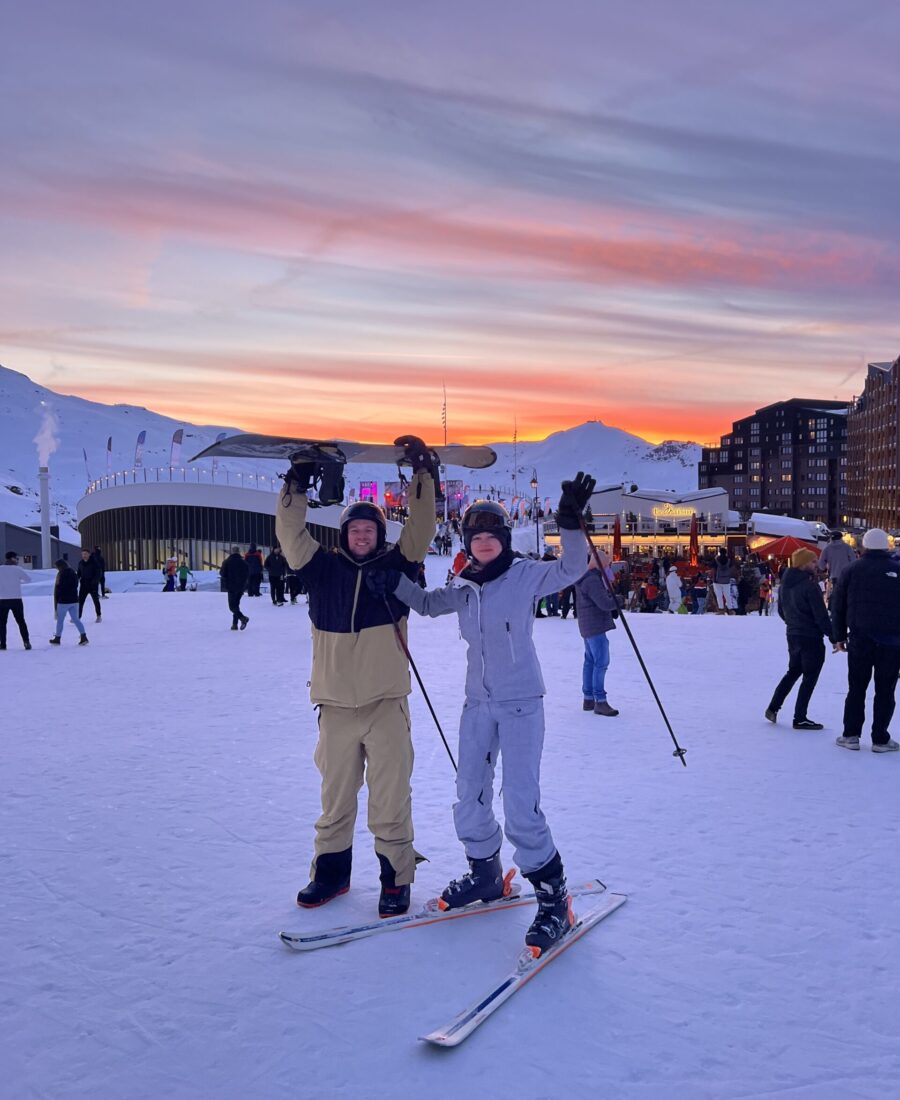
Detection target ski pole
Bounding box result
[382,596,458,773]
[579,517,688,767]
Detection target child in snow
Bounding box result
[367,472,595,957]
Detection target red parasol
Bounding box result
[612,515,622,561]
[753,534,820,561]
[689,514,699,567]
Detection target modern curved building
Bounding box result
[76,468,400,571]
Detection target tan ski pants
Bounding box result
[311,697,416,885]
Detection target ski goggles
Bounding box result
[463,512,508,531]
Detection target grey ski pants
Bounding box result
[453,698,556,876]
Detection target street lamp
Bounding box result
[531,471,540,555]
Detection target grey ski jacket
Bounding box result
[394,527,585,702]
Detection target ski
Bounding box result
[278,879,609,952]
[419,892,627,1048]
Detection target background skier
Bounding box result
[264,547,287,605]
[575,548,619,716]
[245,544,264,597]
[51,559,88,645]
[765,548,833,730]
[831,528,900,753]
[77,548,102,622]
[220,548,250,630]
[0,550,32,651]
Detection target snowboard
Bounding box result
[190,433,496,469]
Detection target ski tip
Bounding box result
[419,1033,461,1048]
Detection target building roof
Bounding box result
[750,398,850,417]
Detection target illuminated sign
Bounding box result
[651,503,696,518]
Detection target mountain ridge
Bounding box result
[0,364,700,539]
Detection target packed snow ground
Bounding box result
[3,554,899,1100]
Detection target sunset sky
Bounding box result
[2,1,898,445]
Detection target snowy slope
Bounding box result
[3,553,898,1099]
[0,365,699,541]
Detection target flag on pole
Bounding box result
[134,430,146,468]
[106,436,112,475]
[83,447,92,484]
[170,429,184,467]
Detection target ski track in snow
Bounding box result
[3,554,899,1100]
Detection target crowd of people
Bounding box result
[0,545,108,649]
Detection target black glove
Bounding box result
[366,569,402,599]
[555,471,596,530]
[394,435,438,476]
[282,458,317,494]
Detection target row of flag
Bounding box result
[84,430,228,482]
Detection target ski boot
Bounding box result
[296,848,351,908]
[523,852,574,959]
[438,851,509,911]
[377,854,410,918]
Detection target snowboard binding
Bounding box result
[280,445,347,508]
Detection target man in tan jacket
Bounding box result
[276,437,437,916]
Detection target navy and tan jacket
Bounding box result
[276,471,435,707]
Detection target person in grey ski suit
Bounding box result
[371,473,595,957]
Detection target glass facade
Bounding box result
[78,503,339,571]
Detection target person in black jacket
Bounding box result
[831,528,900,752]
[264,547,287,606]
[245,544,264,597]
[50,559,88,645]
[765,548,833,730]
[92,546,109,597]
[220,548,250,630]
[77,549,103,622]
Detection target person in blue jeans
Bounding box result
[574,550,619,716]
[368,473,595,958]
[690,573,708,615]
[50,559,89,645]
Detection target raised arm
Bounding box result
[394,436,438,564]
[275,470,323,573]
[531,527,589,597]
[396,470,437,564]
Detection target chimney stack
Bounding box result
[39,466,52,568]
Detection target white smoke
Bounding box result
[33,402,60,466]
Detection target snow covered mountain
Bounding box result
[0,364,700,538]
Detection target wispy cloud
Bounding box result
[1,0,898,443]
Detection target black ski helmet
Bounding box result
[461,499,512,555]
[339,500,387,556]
